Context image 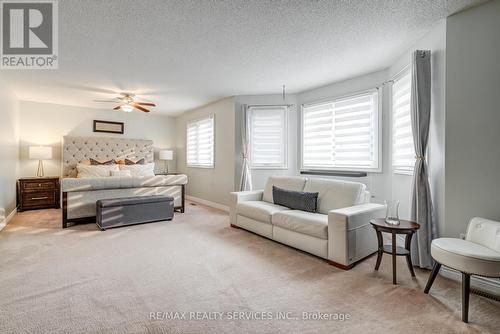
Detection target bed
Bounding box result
[61,136,187,228]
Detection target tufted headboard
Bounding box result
[63,136,154,177]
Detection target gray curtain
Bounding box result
[410,50,436,268]
[239,105,253,191]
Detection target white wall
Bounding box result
[0,77,20,219]
[234,94,299,190]
[445,0,500,238]
[18,101,177,177]
[175,97,236,206]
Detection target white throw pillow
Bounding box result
[111,169,132,177]
[119,163,155,177]
[76,163,119,178]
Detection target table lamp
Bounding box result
[29,146,52,177]
[159,150,173,174]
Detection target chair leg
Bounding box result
[462,273,470,323]
[424,262,441,294]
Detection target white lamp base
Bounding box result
[37,160,45,177]
[163,160,169,174]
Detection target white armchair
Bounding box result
[424,217,500,323]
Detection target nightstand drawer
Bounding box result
[23,181,56,190]
[22,191,56,207]
[17,177,60,211]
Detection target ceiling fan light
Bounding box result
[121,105,134,112]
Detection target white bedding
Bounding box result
[62,174,188,192]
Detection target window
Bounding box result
[247,106,287,169]
[301,90,380,171]
[392,70,415,174]
[186,116,214,168]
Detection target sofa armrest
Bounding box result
[229,190,263,225]
[328,203,385,267]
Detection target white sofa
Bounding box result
[230,176,385,269]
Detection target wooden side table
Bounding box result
[370,218,420,284]
[17,177,60,211]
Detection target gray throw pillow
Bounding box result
[90,158,115,165]
[125,158,145,165]
[272,186,319,213]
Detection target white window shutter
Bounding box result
[333,93,378,168]
[248,106,287,169]
[302,90,380,171]
[186,116,214,168]
[392,70,415,173]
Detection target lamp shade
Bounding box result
[159,150,173,160]
[29,146,52,160]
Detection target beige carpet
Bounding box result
[1,202,499,334]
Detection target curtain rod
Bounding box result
[378,63,411,87]
[245,104,294,108]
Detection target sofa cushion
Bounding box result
[272,210,328,239]
[237,201,290,224]
[273,186,318,212]
[303,178,366,214]
[262,176,307,203]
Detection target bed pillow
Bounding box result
[90,158,116,165]
[77,163,119,178]
[119,162,155,177]
[272,186,319,213]
[111,169,132,177]
[125,158,145,165]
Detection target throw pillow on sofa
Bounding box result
[272,186,319,213]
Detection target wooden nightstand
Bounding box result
[17,177,60,212]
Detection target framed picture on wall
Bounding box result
[93,120,124,134]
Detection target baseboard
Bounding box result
[440,266,500,295]
[0,208,17,232]
[185,195,229,212]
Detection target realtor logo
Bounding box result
[1,0,58,69]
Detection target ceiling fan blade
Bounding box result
[94,99,119,103]
[113,105,122,110]
[135,102,156,106]
[132,104,150,113]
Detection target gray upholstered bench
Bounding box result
[96,196,174,230]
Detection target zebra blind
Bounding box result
[392,70,415,174]
[301,90,380,171]
[186,116,214,168]
[247,106,287,168]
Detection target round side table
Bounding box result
[370,218,420,285]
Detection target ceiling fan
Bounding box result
[94,92,156,113]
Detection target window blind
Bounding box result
[186,116,214,168]
[392,70,415,173]
[248,106,287,168]
[301,91,380,171]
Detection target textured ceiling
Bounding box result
[2,0,485,115]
